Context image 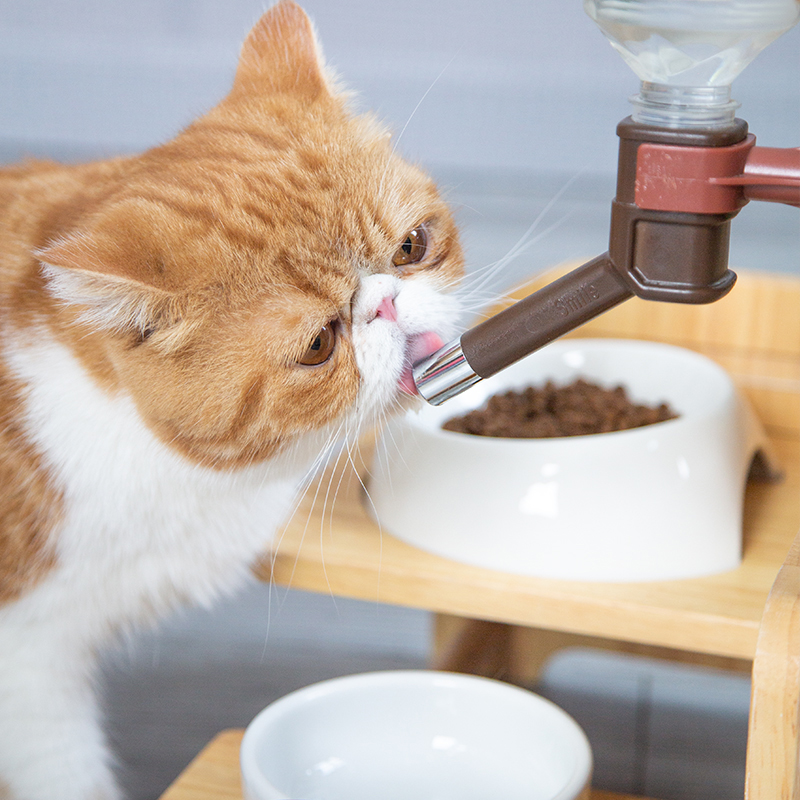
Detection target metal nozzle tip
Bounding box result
[412,339,481,406]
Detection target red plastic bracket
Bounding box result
[635,136,800,213]
[635,135,755,214]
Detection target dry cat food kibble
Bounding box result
[442,379,678,438]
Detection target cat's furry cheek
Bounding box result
[350,315,405,419]
[393,275,463,343]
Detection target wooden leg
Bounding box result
[432,614,515,680]
[744,531,800,799]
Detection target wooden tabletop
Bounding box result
[159,730,655,800]
[254,268,800,662]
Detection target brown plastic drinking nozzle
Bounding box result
[413,118,800,405]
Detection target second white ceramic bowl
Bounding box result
[240,670,592,800]
[368,339,767,582]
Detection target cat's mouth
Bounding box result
[399,332,445,396]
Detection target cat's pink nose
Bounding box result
[374,295,398,323]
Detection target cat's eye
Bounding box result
[298,323,336,366]
[392,225,428,268]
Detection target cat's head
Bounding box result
[38,1,463,470]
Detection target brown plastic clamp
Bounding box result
[607,118,748,304]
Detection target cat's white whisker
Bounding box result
[377,51,461,201]
[463,212,574,302]
[315,422,362,606]
[340,422,386,604]
[452,170,585,310]
[266,422,346,598]
[375,406,412,484]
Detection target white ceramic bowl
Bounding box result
[368,339,768,582]
[240,670,592,800]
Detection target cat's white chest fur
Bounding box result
[1,332,312,799]
[3,332,305,637]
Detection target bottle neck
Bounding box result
[631,82,740,129]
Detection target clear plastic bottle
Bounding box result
[585,0,800,126]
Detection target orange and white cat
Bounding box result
[0,3,463,797]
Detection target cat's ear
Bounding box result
[231,1,333,101]
[37,226,179,342]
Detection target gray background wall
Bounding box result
[1,1,798,177]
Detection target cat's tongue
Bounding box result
[399,332,445,396]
